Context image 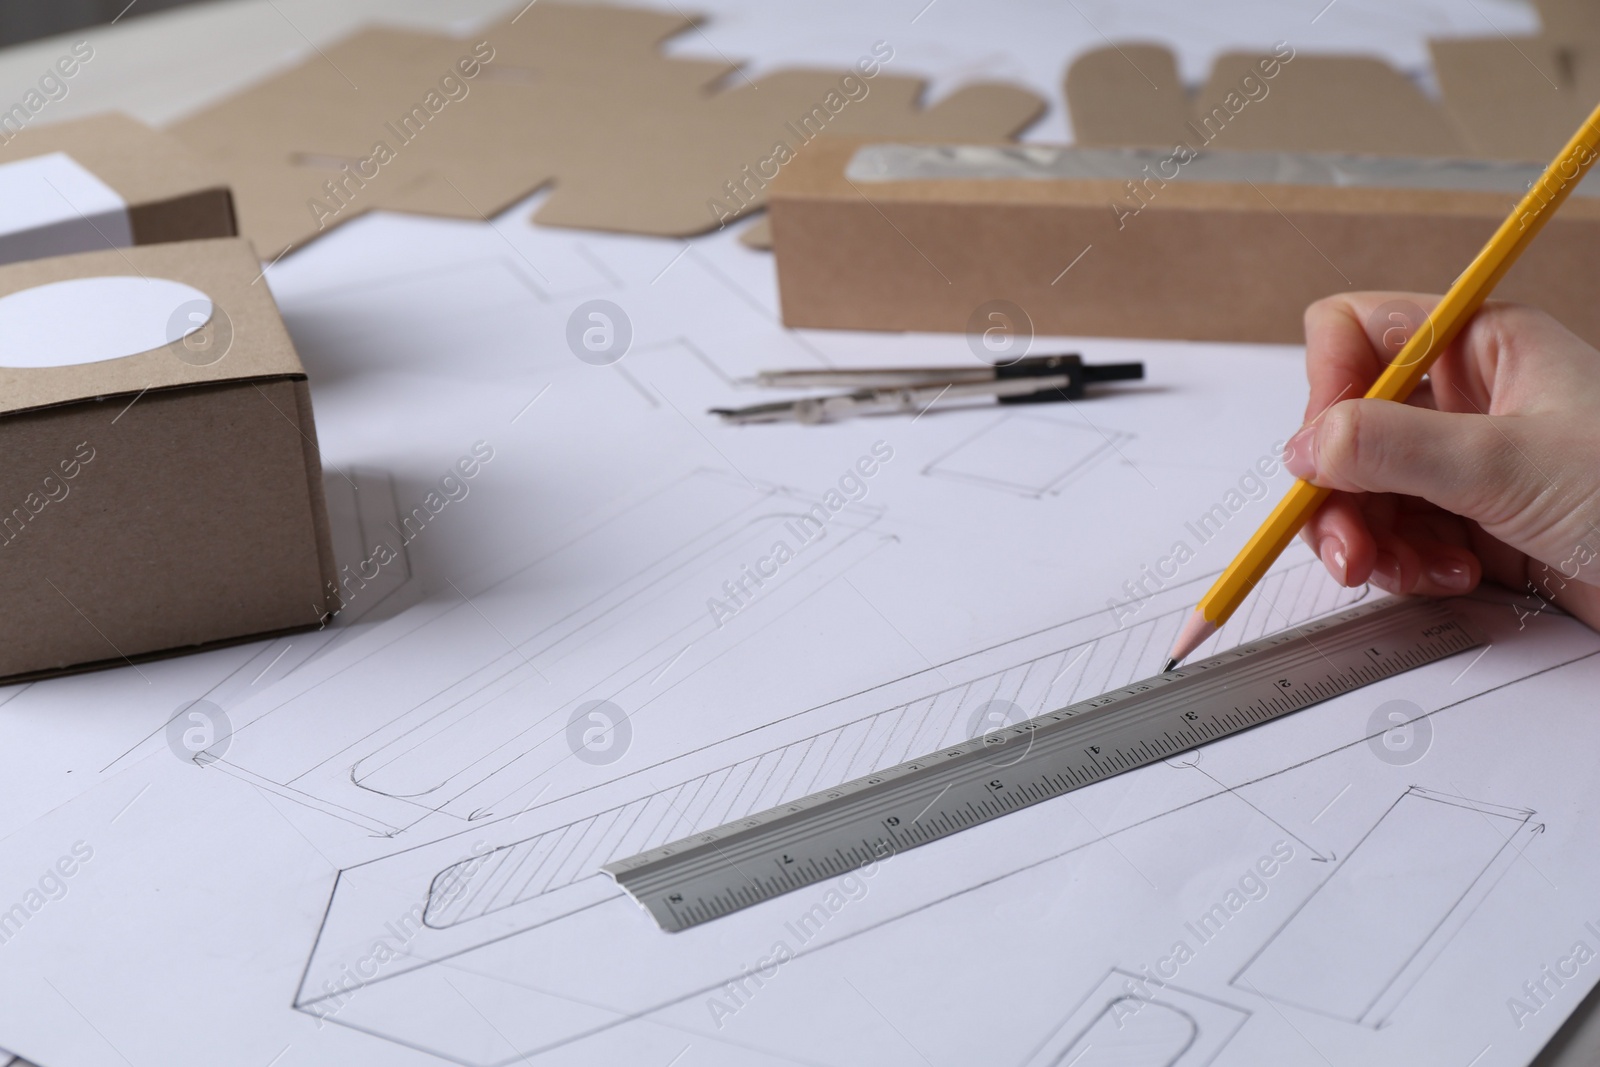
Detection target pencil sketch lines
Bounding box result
[1021,969,1247,1067]
[1232,786,1538,1028]
[922,412,1132,498]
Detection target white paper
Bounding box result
[0,4,1595,1067]
[0,199,1594,1067]
[0,153,132,267]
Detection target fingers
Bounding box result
[1471,525,1534,591]
[1300,490,1483,596]
[1386,538,1480,596]
[1360,494,1413,594]
[1299,491,1375,585]
[1301,295,1600,425]
[1367,530,1421,595]
[1284,398,1531,527]
[1390,505,1480,595]
[1301,292,1437,426]
[1295,293,1600,595]
[1427,300,1600,417]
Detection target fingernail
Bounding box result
[1319,537,1349,584]
[1284,426,1316,480]
[1427,558,1473,593]
[1372,552,1401,592]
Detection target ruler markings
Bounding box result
[607,598,1481,931]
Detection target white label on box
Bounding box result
[0,276,212,368]
[0,151,135,266]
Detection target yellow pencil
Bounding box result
[1165,99,1600,670]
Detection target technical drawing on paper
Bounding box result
[210,466,897,835]
[921,412,1133,498]
[1233,786,1539,1027]
[282,557,1376,1062]
[91,465,419,779]
[1022,969,1249,1067]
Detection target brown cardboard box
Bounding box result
[0,112,235,264]
[0,237,338,681]
[768,139,1600,346]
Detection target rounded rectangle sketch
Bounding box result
[1023,968,1248,1066]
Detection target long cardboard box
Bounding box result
[0,237,338,681]
[768,140,1600,346]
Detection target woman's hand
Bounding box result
[1284,292,1600,630]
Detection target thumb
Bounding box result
[1284,398,1524,523]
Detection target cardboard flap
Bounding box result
[886,82,1049,140]
[165,1,1044,254]
[734,79,1044,252]
[1067,12,1600,163]
[1429,36,1600,160]
[1534,0,1600,48]
[536,68,1043,236]
[1068,45,1465,156]
[1064,43,1189,146]
[485,2,702,67]
[170,28,484,153]
[0,111,227,207]
[1196,52,1465,155]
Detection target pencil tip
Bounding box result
[1163,658,1178,674]
[1166,610,1219,671]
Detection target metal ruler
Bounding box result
[604,596,1482,932]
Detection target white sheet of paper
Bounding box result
[0,153,132,267]
[0,197,1593,1067]
[0,3,1591,1067]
